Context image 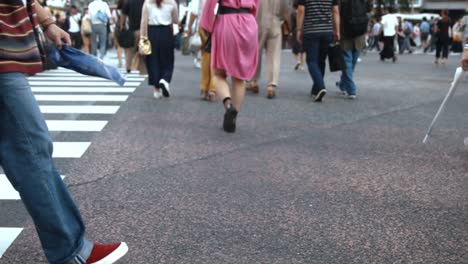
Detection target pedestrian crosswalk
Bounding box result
[0,67,145,258]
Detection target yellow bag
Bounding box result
[138,37,152,55]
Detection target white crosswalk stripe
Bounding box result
[0,67,144,259]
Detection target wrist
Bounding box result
[40,17,55,32]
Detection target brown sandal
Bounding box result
[266,85,276,99]
[247,82,259,94]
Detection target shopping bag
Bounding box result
[49,44,126,86]
[328,43,344,72]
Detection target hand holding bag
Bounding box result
[139,0,152,55]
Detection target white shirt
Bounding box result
[381,14,399,37]
[147,0,178,26]
[68,13,81,33]
[88,0,111,25]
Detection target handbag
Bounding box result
[138,0,152,55]
[139,37,152,55]
[328,43,344,72]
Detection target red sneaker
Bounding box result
[86,242,128,264]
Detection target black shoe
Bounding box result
[223,105,238,133]
[314,89,327,102]
[294,62,301,71]
[127,69,131,74]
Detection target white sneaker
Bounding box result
[159,79,171,98]
[153,89,162,99]
[346,95,356,99]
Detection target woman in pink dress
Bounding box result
[200,0,259,133]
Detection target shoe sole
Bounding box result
[223,108,238,133]
[314,90,326,102]
[91,243,129,264]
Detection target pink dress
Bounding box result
[200,0,259,80]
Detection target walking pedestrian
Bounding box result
[188,0,217,101]
[64,5,83,49]
[337,0,370,99]
[88,0,111,59]
[81,8,93,53]
[200,0,259,133]
[120,0,145,74]
[379,9,398,63]
[400,20,413,54]
[370,18,382,51]
[247,0,290,99]
[291,0,306,71]
[421,16,430,52]
[296,0,340,102]
[141,0,179,99]
[435,10,452,65]
[111,0,125,68]
[0,1,128,263]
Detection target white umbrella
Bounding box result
[423,67,467,144]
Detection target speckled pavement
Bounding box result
[1,51,466,263]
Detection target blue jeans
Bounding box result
[0,73,92,264]
[91,24,107,59]
[303,32,333,95]
[339,48,360,96]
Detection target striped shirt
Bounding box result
[0,0,43,74]
[298,0,338,34]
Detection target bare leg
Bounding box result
[301,53,306,67]
[231,77,246,111]
[213,68,231,108]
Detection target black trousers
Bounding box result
[380,36,395,60]
[146,25,175,87]
[436,38,450,59]
[69,32,83,49]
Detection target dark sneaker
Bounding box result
[223,105,238,133]
[86,243,128,264]
[314,89,327,102]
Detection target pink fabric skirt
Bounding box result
[211,14,258,80]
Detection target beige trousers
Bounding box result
[252,26,282,87]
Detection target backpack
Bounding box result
[96,10,108,24]
[341,0,370,38]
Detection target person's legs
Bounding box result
[266,29,282,88]
[91,25,99,56]
[442,39,449,60]
[146,26,161,92]
[303,33,322,95]
[158,26,175,84]
[249,29,266,91]
[435,40,442,62]
[231,77,246,111]
[0,73,92,264]
[318,32,332,78]
[97,25,107,59]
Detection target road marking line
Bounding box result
[0,228,23,257]
[32,87,136,93]
[29,81,140,87]
[0,175,66,200]
[39,105,120,114]
[46,120,108,132]
[53,142,91,158]
[35,94,128,102]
